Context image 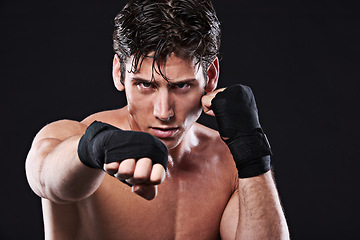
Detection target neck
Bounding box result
[124,107,199,167]
[168,126,198,165]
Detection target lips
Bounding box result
[151,127,179,139]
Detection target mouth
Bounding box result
[150,127,180,139]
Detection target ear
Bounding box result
[204,57,219,93]
[113,54,125,91]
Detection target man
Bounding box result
[26,0,290,239]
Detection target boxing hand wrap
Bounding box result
[211,84,272,178]
[78,121,168,170]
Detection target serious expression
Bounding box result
[123,53,207,150]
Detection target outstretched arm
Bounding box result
[25,120,105,203]
[25,119,167,203]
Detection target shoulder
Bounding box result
[33,119,87,145]
[81,107,129,129]
[192,123,226,151]
[191,123,234,165]
[191,123,239,190]
[33,107,128,144]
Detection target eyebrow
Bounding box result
[131,77,197,85]
[131,78,152,83]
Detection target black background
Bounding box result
[1,0,359,239]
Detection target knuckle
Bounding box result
[150,164,166,183]
[118,165,134,176]
[133,158,152,181]
[149,176,162,185]
[104,162,119,175]
[133,171,150,182]
[116,172,133,180]
[117,159,135,178]
[125,178,136,185]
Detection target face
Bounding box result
[121,54,209,150]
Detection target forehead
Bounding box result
[125,53,204,82]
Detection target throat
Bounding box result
[167,130,196,164]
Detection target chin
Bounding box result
[160,139,179,150]
[158,137,183,150]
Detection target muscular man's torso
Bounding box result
[41,109,239,240]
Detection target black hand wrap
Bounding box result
[78,121,168,170]
[211,84,272,178]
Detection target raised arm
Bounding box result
[203,85,290,239]
[236,171,288,239]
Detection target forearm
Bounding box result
[236,171,289,240]
[26,134,105,203]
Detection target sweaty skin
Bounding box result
[26,54,289,240]
[41,113,239,240]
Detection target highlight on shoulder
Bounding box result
[81,107,129,130]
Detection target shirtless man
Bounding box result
[25,0,289,239]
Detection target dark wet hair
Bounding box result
[113,0,221,83]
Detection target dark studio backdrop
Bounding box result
[1,0,359,239]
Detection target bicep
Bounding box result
[27,119,87,171]
[220,189,239,240]
[28,119,87,170]
[26,120,87,196]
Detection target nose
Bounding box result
[153,90,174,121]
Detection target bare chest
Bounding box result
[77,171,233,240]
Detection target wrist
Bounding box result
[77,121,115,169]
[226,129,272,178]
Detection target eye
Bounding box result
[138,82,151,88]
[135,81,156,93]
[175,83,188,89]
[172,82,192,92]
[135,81,153,90]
